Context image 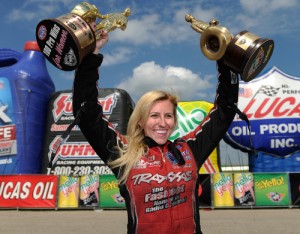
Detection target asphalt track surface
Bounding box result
[1,208,299,234]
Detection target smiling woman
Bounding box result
[2,0,300,233]
[137,93,178,145]
[72,27,240,233]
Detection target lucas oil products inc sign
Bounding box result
[224,67,300,172]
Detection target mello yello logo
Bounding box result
[170,101,212,141]
[234,173,253,194]
[101,181,119,191]
[255,176,285,190]
[59,177,79,196]
[214,174,233,196]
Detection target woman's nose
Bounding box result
[158,117,166,127]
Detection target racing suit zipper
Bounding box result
[158,147,165,163]
[157,146,175,230]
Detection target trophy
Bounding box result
[36,2,131,71]
[185,14,274,82]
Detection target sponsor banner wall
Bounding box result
[57,175,79,208]
[234,172,255,206]
[254,173,290,206]
[1,173,300,209]
[212,173,234,207]
[99,175,125,208]
[0,175,58,208]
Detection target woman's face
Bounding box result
[142,99,176,145]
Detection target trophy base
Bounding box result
[224,30,274,82]
[36,13,96,71]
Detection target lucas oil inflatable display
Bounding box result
[224,67,300,172]
[0,41,55,174]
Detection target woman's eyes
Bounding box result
[149,113,174,118]
[165,114,174,118]
[149,113,159,118]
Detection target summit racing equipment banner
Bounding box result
[224,67,300,171]
[41,88,134,176]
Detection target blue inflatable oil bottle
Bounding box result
[0,41,55,174]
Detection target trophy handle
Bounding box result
[185,14,232,60]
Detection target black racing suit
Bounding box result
[72,53,239,234]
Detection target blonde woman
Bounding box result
[73,30,239,234]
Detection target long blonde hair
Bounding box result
[109,90,178,184]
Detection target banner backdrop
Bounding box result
[224,67,300,172]
[41,89,134,176]
[0,175,58,208]
[253,173,290,206]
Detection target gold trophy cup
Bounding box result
[36,2,131,71]
[185,14,274,82]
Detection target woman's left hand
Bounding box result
[93,30,109,54]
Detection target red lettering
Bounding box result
[98,94,117,114]
[57,144,96,157]
[52,54,62,69]
[53,94,72,120]
[288,102,300,116]
[243,97,299,119]
[55,30,68,55]
[273,97,294,117]
[243,99,255,119]
[254,97,280,118]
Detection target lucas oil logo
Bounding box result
[225,67,300,157]
[52,92,118,122]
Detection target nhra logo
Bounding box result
[52,92,118,122]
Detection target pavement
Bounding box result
[0,208,299,234]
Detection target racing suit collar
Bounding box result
[143,136,170,148]
[143,137,185,165]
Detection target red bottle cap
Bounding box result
[24,41,41,52]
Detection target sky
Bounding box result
[1,0,300,168]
